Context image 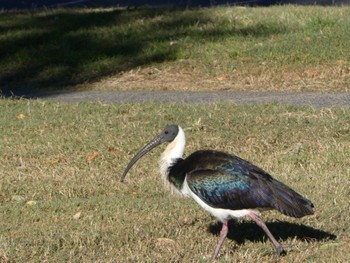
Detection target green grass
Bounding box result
[1,99,349,261]
[0,6,349,94]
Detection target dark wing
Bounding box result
[185,152,314,218]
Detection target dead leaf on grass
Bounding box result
[26,200,37,206]
[87,151,99,162]
[73,212,81,220]
[16,113,26,119]
[216,75,226,81]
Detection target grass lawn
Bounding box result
[1,99,349,261]
[0,6,349,94]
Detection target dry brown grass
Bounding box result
[86,62,350,92]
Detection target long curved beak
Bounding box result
[120,135,163,182]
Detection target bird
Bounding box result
[120,124,314,260]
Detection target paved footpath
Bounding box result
[34,91,350,107]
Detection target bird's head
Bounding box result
[120,124,179,182]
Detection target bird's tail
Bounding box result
[270,180,314,218]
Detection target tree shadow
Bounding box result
[208,220,336,245]
[0,8,290,97]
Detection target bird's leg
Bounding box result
[211,219,229,260]
[248,212,285,256]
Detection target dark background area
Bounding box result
[1,0,350,10]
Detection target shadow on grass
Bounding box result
[208,220,336,245]
[0,8,289,97]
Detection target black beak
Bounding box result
[120,134,163,182]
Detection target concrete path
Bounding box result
[34,91,350,107]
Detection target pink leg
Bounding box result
[248,212,284,256]
[212,219,229,260]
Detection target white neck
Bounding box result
[159,126,186,194]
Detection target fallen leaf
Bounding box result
[216,75,226,81]
[26,200,37,206]
[87,151,99,162]
[16,113,26,119]
[73,212,81,220]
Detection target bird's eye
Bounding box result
[165,131,169,134]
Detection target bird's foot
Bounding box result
[271,245,285,262]
[275,244,286,256]
[275,243,293,257]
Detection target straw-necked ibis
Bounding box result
[120,124,314,260]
